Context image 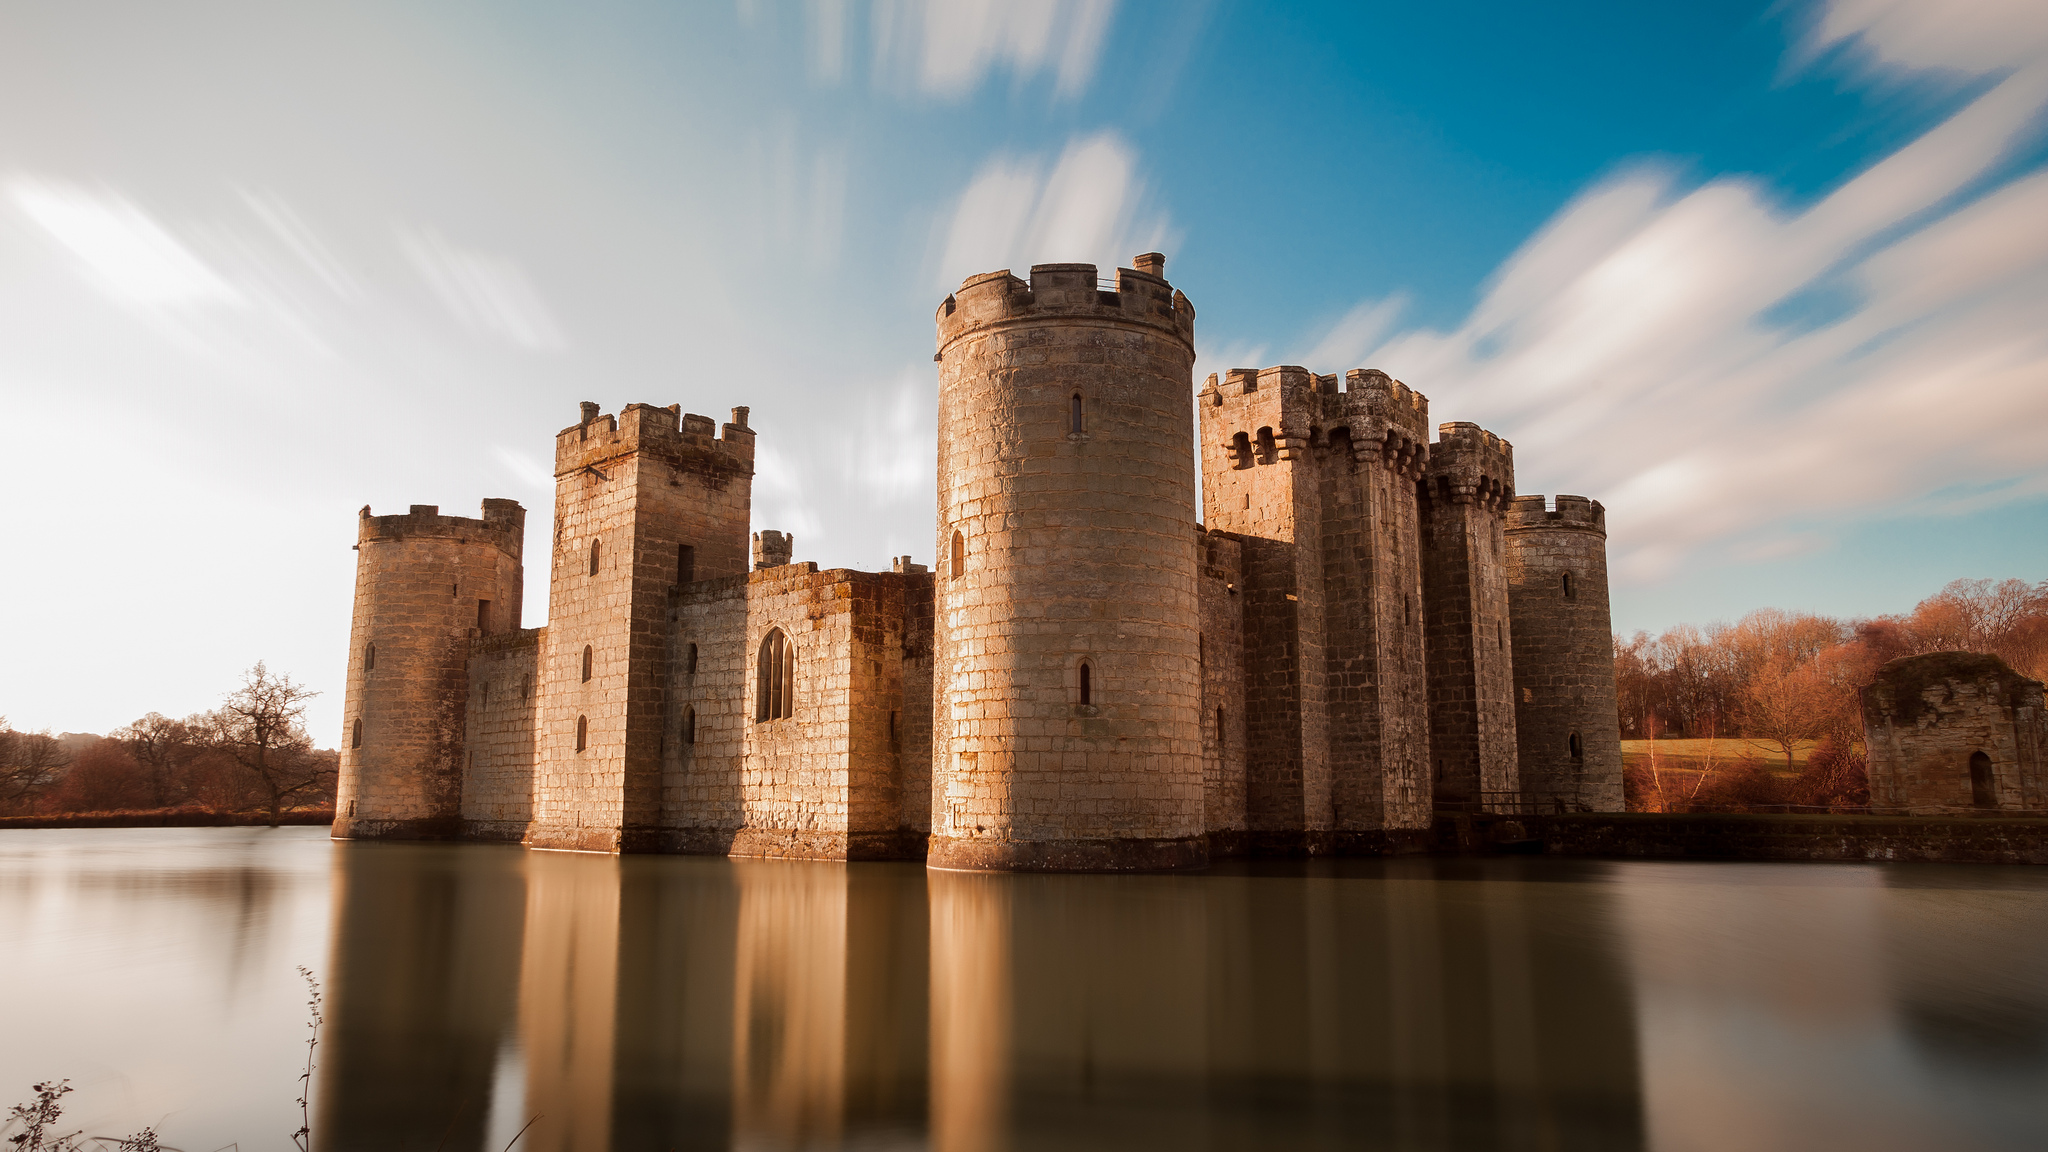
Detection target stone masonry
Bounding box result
[1861,652,2048,812]
[1505,495,1625,813]
[333,251,1624,870]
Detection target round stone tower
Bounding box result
[1503,495,1623,812]
[335,499,525,840]
[930,253,1204,870]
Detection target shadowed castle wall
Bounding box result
[930,256,1205,871]
[1421,422,1518,813]
[1197,366,1434,847]
[1198,366,1331,850]
[1505,495,1624,813]
[337,499,524,840]
[1198,527,1247,838]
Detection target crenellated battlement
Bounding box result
[1199,365,1435,476]
[553,401,756,478]
[935,253,1195,354]
[358,499,525,555]
[1428,421,1515,511]
[1506,494,1605,533]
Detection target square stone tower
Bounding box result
[1197,366,1435,848]
[1421,422,1518,811]
[531,402,755,851]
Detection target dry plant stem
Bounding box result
[294,966,323,1152]
[500,1115,541,1151]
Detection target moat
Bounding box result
[3,828,2046,1151]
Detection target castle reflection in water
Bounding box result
[316,847,1648,1151]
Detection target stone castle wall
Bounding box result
[665,564,934,859]
[337,499,524,840]
[1862,652,2048,812]
[1421,422,1518,812]
[460,628,542,840]
[1197,527,1247,837]
[930,257,1205,870]
[531,403,755,853]
[1505,495,1624,813]
[337,251,1627,867]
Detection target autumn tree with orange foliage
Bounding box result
[1615,576,2046,813]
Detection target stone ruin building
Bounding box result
[1861,651,2048,812]
[335,253,1623,869]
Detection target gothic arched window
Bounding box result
[575,715,588,752]
[950,530,965,579]
[756,629,795,721]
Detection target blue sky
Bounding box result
[3,0,2046,740]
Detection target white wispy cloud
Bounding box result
[869,0,1116,99]
[934,131,1172,290]
[753,440,824,543]
[9,177,243,310]
[402,230,567,351]
[1294,0,2048,586]
[844,372,935,503]
[492,445,556,492]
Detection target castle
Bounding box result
[335,254,1623,869]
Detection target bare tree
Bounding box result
[0,719,71,813]
[1740,655,1841,772]
[205,663,324,825]
[114,712,199,808]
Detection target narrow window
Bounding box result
[1404,596,1412,626]
[950,530,965,579]
[575,715,588,752]
[1497,621,1503,651]
[1562,571,1574,599]
[1216,706,1225,743]
[364,642,376,671]
[1070,392,1084,435]
[1079,661,1092,706]
[1569,732,1583,761]
[756,629,795,721]
[590,538,601,576]
[1198,634,1204,666]
[482,680,491,706]
[686,643,699,674]
[677,543,696,584]
[1970,751,1995,808]
[889,710,900,751]
[582,645,593,683]
[477,599,492,633]
[350,718,361,749]
[521,673,531,700]
[685,707,696,745]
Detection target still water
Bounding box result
[2,829,2046,1152]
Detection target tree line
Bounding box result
[1613,577,2048,811]
[0,663,335,824]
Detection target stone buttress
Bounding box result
[931,253,1206,870]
